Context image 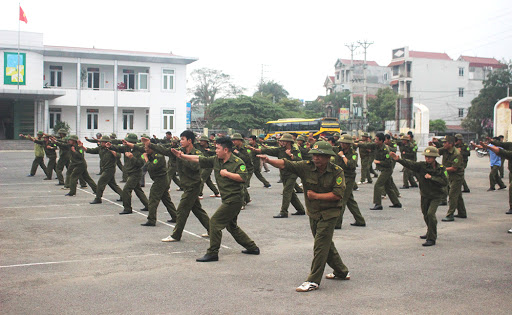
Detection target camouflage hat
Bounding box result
[57,129,68,135]
[422,146,440,157]
[279,133,294,142]
[309,141,336,156]
[231,133,244,140]
[198,135,209,141]
[455,134,463,140]
[124,133,138,143]
[37,131,44,136]
[98,135,111,142]
[339,134,354,144]
[400,135,410,141]
[68,135,79,141]
[362,132,370,138]
[110,133,117,139]
[333,132,341,137]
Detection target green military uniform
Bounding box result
[144,151,177,225]
[455,134,471,192]
[150,143,210,240]
[297,136,312,161]
[439,138,467,221]
[261,133,305,217]
[28,132,47,176]
[53,137,86,188]
[197,136,220,197]
[34,137,57,179]
[232,134,254,206]
[358,134,373,184]
[199,154,258,256]
[54,130,70,185]
[396,147,448,244]
[387,140,401,198]
[398,137,418,188]
[491,140,512,211]
[68,136,97,196]
[250,142,271,188]
[283,141,349,286]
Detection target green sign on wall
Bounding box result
[4,52,26,85]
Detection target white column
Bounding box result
[44,100,49,134]
[76,58,81,137]
[113,60,118,135]
[33,100,38,135]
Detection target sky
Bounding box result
[2,0,512,101]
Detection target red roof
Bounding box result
[409,51,452,60]
[329,76,335,82]
[445,125,464,131]
[390,80,399,85]
[388,60,405,67]
[339,59,379,66]
[458,56,506,68]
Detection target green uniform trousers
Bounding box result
[421,196,440,241]
[243,172,253,204]
[65,164,87,188]
[359,157,371,183]
[95,168,122,200]
[336,178,365,228]
[30,156,47,176]
[69,166,97,195]
[403,168,418,187]
[122,171,149,212]
[369,159,378,176]
[147,176,177,224]
[390,175,400,197]
[199,168,220,196]
[45,156,57,179]
[490,165,506,189]
[253,165,270,187]
[307,216,349,285]
[56,157,69,184]
[280,176,305,215]
[206,201,258,255]
[168,167,182,189]
[446,175,466,217]
[171,185,210,240]
[373,168,400,205]
[509,172,512,209]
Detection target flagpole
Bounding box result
[17,2,20,90]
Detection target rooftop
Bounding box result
[458,55,506,68]
[408,51,452,60]
[337,59,380,67]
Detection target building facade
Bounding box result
[0,30,197,140]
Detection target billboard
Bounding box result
[186,102,191,128]
[339,108,349,120]
[4,52,26,85]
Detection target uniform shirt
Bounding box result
[110,145,145,174]
[396,158,448,198]
[146,152,167,180]
[261,146,302,178]
[34,139,57,158]
[438,147,464,177]
[399,142,416,160]
[149,143,202,187]
[358,141,371,159]
[199,154,247,204]
[283,160,345,220]
[233,144,254,173]
[357,142,393,171]
[70,145,86,168]
[492,140,512,171]
[86,146,117,170]
[297,143,312,161]
[54,140,71,160]
[456,142,471,166]
[33,139,45,158]
[332,146,358,179]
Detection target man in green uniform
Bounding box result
[487,137,512,213]
[259,141,350,292]
[398,136,418,189]
[358,133,373,184]
[107,134,149,214]
[50,133,87,189]
[197,135,221,198]
[66,136,97,196]
[250,133,306,218]
[438,136,467,222]
[455,134,471,193]
[248,136,271,188]
[25,133,57,180]
[384,134,401,199]
[20,131,47,177]
[296,135,312,161]
[152,130,210,242]
[333,135,365,229]
[391,147,448,246]
[175,136,259,262]
[358,133,402,210]
[53,129,70,185]
[232,133,253,209]
[82,136,123,204]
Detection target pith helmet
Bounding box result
[362,132,370,138]
[333,132,341,137]
[297,135,306,142]
[57,129,68,135]
[231,133,243,140]
[110,133,117,139]
[68,135,79,141]
[309,141,336,156]
[124,133,138,143]
[198,135,209,141]
[37,131,44,136]
[280,133,294,142]
[422,146,440,157]
[98,135,111,142]
[339,134,354,144]
[141,134,149,139]
[455,134,463,140]
[400,135,410,141]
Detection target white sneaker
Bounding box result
[198,196,204,200]
[161,236,179,242]
[201,233,209,238]
[210,194,221,198]
[508,228,512,234]
[326,272,350,280]
[296,281,319,292]
[357,181,365,185]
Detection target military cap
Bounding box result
[98,135,111,142]
[362,132,370,138]
[37,131,44,135]
[141,134,149,139]
[297,135,306,142]
[309,141,336,156]
[68,135,79,141]
[333,132,341,137]
[124,133,138,143]
[110,133,117,139]
[231,133,244,140]
[339,134,354,144]
[198,135,209,141]
[455,134,463,140]
[165,131,172,135]
[445,135,456,144]
[399,133,404,136]
[57,129,68,135]
[422,146,440,157]
[279,133,294,142]
[400,135,410,141]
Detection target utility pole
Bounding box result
[358,40,373,131]
[345,43,358,130]
[259,64,269,97]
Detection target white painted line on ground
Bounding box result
[2,204,82,209]
[0,183,59,186]
[29,214,114,221]
[1,194,66,199]
[77,188,230,249]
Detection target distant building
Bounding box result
[0,30,197,140]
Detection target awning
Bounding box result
[388,60,405,67]
[0,88,65,101]
[390,80,399,85]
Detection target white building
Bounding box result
[0,30,197,140]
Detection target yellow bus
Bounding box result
[263,117,341,140]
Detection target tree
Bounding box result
[462,65,511,136]
[324,91,350,112]
[254,80,289,103]
[367,88,399,131]
[429,119,447,134]
[52,121,70,135]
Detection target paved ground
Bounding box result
[1,151,512,314]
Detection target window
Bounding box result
[458,108,464,118]
[469,67,475,72]
[49,108,61,129]
[145,110,149,130]
[86,109,99,130]
[162,109,174,130]
[336,72,339,80]
[458,88,464,97]
[459,67,464,76]
[87,68,100,90]
[162,69,175,91]
[392,66,399,76]
[123,110,134,130]
[49,66,62,87]
[383,73,388,81]
[138,73,149,90]
[123,69,135,90]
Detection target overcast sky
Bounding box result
[2,0,511,101]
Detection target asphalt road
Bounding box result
[1,150,511,314]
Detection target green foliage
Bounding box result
[429,119,447,133]
[367,88,399,131]
[52,121,70,135]
[254,80,289,103]
[462,65,511,136]
[324,91,350,111]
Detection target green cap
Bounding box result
[422,146,440,157]
[333,132,341,137]
[362,132,370,138]
[98,136,111,142]
[141,134,149,139]
[198,135,209,141]
[57,129,67,135]
[124,133,138,143]
[68,135,79,141]
[339,134,354,144]
[400,135,410,141]
[279,133,294,142]
[309,141,336,156]
[231,133,243,140]
[37,131,44,136]
[455,133,463,140]
[297,135,306,142]
[110,133,117,139]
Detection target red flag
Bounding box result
[19,6,27,23]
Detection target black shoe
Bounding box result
[141,221,155,226]
[140,185,145,188]
[411,185,418,188]
[295,189,304,193]
[140,208,149,211]
[367,181,373,184]
[462,190,470,193]
[116,198,122,202]
[291,212,305,215]
[119,210,133,215]
[167,219,176,223]
[120,180,127,183]
[334,226,342,230]
[55,183,64,186]
[499,186,507,190]
[242,247,260,255]
[442,216,454,222]
[487,188,496,191]
[420,235,427,239]
[389,203,402,208]
[454,214,467,218]
[273,213,288,218]
[196,254,219,262]
[27,174,34,177]
[422,240,436,246]
[65,193,75,196]
[81,185,88,188]
[43,178,52,180]
[350,222,366,227]
[373,175,378,178]
[506,209,512,215]
[439,202,447,206]
[370,205,383,210]
[400,186,410,189]
[90,199,102,204]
